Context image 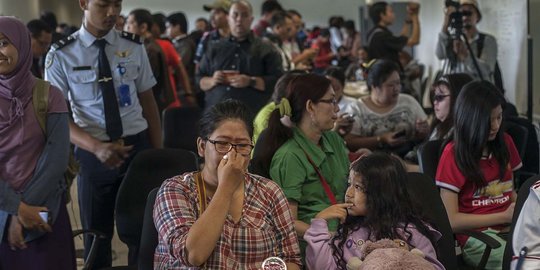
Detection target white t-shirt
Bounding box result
[351,94,427,138]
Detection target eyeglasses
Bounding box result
[318,98,338,106]
[432,94,451,102]
[206,139,254,155]
[461,10,473,16]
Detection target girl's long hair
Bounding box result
[453,81,509,188]
[330,153,438,269]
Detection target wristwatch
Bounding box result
[249,77,257,87]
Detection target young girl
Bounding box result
[436,81,521,269]
[304,152,444,270]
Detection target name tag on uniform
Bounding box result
[73,66,92,71]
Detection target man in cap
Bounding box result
[194,0,232,64]
[436,0,499,84]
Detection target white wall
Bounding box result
[531,0,540,120]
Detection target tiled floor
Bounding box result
[67,180,128,269]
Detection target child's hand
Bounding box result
[315,203,354,223]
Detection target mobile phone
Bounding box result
[39,210,49,223]
[393,130,407,139]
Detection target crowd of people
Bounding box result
[0,0,537,269]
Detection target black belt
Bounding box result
[105,130,147,146]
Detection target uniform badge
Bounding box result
[45,53,54,69]
[262,257,287,270]
[116,50,130,58]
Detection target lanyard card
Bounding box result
[116,63,131,107]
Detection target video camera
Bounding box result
[445,0,464,40]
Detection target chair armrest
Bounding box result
[72,229,107,270]
[462,230,501,270]
[462,230,502,249]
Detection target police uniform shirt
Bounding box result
[45,25,156,141]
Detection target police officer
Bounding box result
[44,0,161,268]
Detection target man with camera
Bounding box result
[436,0,498,84]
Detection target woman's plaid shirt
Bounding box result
[153,172,302,269]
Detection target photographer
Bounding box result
[435,0,497,83]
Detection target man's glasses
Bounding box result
[432,94,451,102]
[206,139,254,155]
[461,10,473,16]
[318,98,338,106]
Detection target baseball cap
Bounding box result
[203,0,232,13]
[459,0,482,21]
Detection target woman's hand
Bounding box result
[216,149,249,194]
[7,216,27,250]
[315,203,354,223]
[380,131,407,147]
[18,201,52,232]
[333,113,354,136]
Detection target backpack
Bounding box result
[32,79,79,203]
[477,33,505,93]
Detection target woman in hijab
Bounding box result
[0,16,75,269]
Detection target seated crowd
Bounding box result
[0,0,537,269]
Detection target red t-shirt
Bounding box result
[156,39,181,108]
[435,133,522,246]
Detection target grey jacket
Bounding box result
[0,113,69,243]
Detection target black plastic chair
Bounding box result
[506,117,540,188]
[502,174,540,270]
[162,106,202,154]
[406,172,503,270]
[503,121,528,161]
[138,188,159,270]
[249,128,271,179]
[115,148,198,266]
[406,172,458,270]
[417,140,444,180]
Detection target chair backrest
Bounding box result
[162,106,202,153]
[115,148,199,265]
[249,128,271,179]
[406,172,458,270]
[502,174,540,270]
[417,140,444,180]
[138,188,159,270]
[503,121,528,161]
[506,117,540,188]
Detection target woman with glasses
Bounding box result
[153,99,301,269]
[258,73,350,256]
[343,59,428,156]
[429,73,473,141]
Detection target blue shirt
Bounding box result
[45,26,156,141]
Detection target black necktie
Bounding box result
[95,39,123,141]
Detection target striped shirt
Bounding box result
[153,172,301,269]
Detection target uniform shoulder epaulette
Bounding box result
[120,31,142,44]
[51,35,77,51]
